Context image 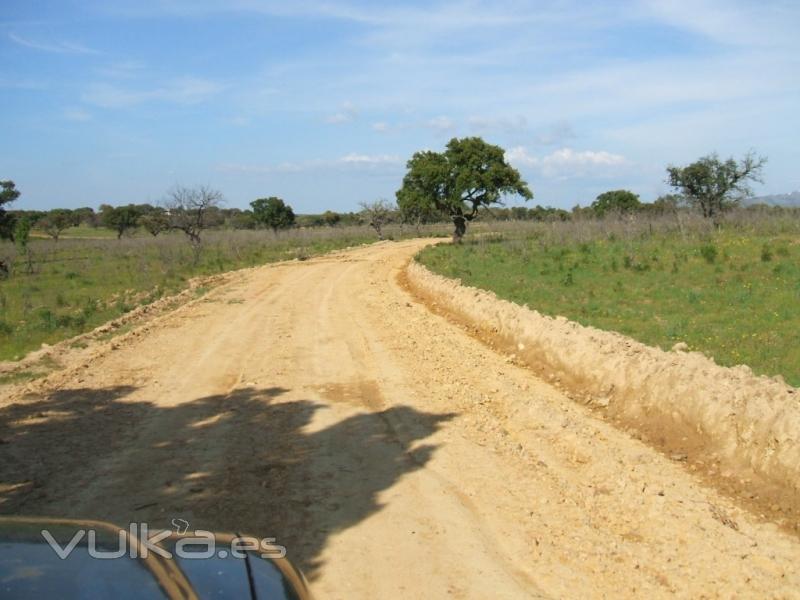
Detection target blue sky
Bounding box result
[2,0,798,213]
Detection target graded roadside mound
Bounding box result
[405,256,800,522]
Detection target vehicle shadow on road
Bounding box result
[0,384,454,581]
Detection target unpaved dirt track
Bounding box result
[1,239,799,598]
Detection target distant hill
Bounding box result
[745,191,800,207]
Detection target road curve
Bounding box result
[1,239,799,598]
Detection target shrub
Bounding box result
[699,244,718,264]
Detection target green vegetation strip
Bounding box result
[417,231,800,386]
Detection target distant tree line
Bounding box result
[0,148,776,247]
[2,186,790,244]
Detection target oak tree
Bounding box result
[396,137,532,243]
[250,197,295,232]
[667,152,766,220]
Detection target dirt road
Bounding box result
[1,239,799,598]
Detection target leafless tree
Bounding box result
[163,185,224,254]
[359,199,395,240]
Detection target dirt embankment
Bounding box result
[404,256,800,529]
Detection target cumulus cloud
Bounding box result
[507,147,629,178]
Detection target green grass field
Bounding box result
[418,224,800,386]
[0,227,387,361]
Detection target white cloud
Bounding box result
[426,115,455,133]
[371,121,389,132]
[83,77,225,108]
[8,33,98,55]
[638,0,799,50]
[507,147,629,179]
[325,100,358,124]
[339,153,400,165]
[526,62,735,115]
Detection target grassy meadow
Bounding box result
[0,224,445,361]
[417,212,800,386]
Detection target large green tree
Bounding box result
[102,205,141,238]
[591,189,641,217]
[250,196,295,232]
[396,137,533,242]
[398,193,442,230]
[667,152,766,220]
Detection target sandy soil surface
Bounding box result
[405,257,800,535]
[1,239,799,598]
